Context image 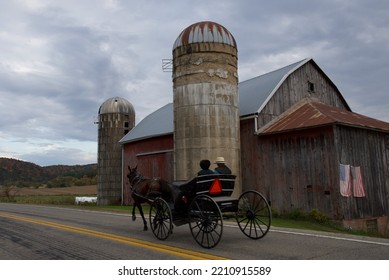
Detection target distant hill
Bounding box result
[0,157,97,187]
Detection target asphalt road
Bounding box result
[1,203,388,260]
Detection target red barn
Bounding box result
[120,58,389,234]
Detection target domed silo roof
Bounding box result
[98,97,135,115]
[173,21,236,49]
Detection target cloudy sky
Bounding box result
[1,0,388,166]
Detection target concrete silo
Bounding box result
[172,21,241,194]
[97,97,135,205]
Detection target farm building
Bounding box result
[120,56,389,234]
[97,97,135,205]
[115,21,389,233]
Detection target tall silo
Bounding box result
[172,21,241,194]
[97,97,135,205]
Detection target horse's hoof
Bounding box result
[132,216,136,221]
[143,226,148,231]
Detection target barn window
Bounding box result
[308,81,315,92]
[124,121,129,128]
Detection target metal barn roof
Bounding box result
[239,58,309,117]
[257,98,389,135]
[120,103,173,144]
[120,58,361,144]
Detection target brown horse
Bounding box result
[127,165,172,231]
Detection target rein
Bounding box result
[129,174,144,191]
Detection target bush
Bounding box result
[309,208,330,224]
[282,208,329,224]
[287,208,308,220]
[0,185,18,202]
[46,176,75,188]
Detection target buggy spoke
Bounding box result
[189,195,223,249]
[253,218,266,235]
[149,198,172,241]
[236,191,271,239]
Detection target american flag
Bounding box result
[339,164,351,197]
[351,166,366,197]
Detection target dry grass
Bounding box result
[11,185,97,196]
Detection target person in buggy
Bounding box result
[214,156,232,174]
[197,159,215,176]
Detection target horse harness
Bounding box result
[129,174,144,190]
[130,175,162,199]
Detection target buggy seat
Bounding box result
[171,174,236,217]
[172,174,236,198]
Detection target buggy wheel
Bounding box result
[188,195,223,249]
[149,198,172,240]
[236,190,271,239]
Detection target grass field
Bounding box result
[1,185,97,204]
[9,185,97,196]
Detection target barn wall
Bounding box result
[254,127,340,218]
[258,61,349,128]
[335,126,389,219]
[240,118,262,193]
[122,134,174,205]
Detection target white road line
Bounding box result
[271,228,389,246]
[224,223,389,246]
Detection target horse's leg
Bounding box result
[137,204,148,231]
[132,204,137,221]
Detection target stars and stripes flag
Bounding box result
[339,164,352,197]
[351,166,366,197]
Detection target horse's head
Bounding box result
[127,165,140,186]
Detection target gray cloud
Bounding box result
[1,0,388,166]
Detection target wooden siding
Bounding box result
[241,118,389,220]
[258,61,348,128]
[240,118,261,193]
[122,134,173,205]
[253,126,339,217]
[335,126,389,219]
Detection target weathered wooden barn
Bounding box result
[120,58,389,233]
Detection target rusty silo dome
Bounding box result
[173,21,236,49]
[98,97,135,115]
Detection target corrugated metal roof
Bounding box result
[173,21,236,49]
[239,58,310,117]
[120,58,380,144]
[118,59,320,143]
[98,96,135,115]
[119,103,173,144]
[257,98,389,135]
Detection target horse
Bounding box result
[127,165,173,231]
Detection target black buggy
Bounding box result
[148,174,271,249]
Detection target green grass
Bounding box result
[0,195,77,204]
[272,217,343,232]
